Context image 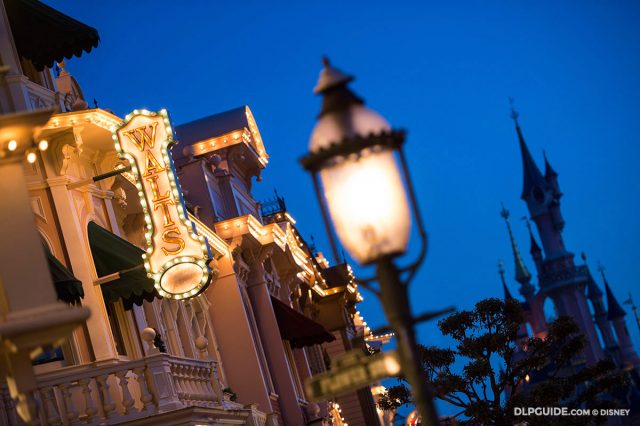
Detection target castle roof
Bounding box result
[511,112,550,200]
[604,279,626,320]
[586,269,603,300]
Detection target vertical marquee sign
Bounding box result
[113,109,212,300]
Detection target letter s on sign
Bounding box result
[161,227,185,256]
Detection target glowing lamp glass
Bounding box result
[7,140,17,151]
[26,151,37,163]
[320,148,410,264]
[38,140,48,151]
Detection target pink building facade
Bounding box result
[0,2,383,425]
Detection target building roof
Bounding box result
[586,269,603,300]
[528,224,541,255]
[512,115,550,200]
[502,280,515,301]
[604,279,626,320]
[500,206,532,285]
[174,105,268,165]
[543,150,558,179]
[322,264,352,288]
[5,0,99,70]
[176,106,249,146]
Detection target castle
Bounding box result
[499,107,640,408]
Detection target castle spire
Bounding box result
[525,218,541,255]
[509,99,549,201]
[543,150,558,179]
[500,204,532,286]
[498,259,515,301]
[582,254,603,299]
[600,264,626,320]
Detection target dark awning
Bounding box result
[5,0,99,71]
[88,222,159,310]
[46,247,83,305]
[271,295,335,349]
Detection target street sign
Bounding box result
[305,349,401,401]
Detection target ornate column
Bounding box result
[243,245,305,426]
[0,110,89,423]
[47,175,118,361]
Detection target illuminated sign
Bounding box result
[113,109,211,299]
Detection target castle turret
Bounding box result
[511,106,569,261]
[603,268,640,369]
[526,219,543,276]
[500,205,535,298]
[498,260,529,341]
[510,103,603,364]
[583,258,619,363]
[543,151,565,232]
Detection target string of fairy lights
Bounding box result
[0,137,49,163]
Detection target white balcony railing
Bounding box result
[9,353,230,425]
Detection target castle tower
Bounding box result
[526,220,543,276]
[498,260,529,342]
[510,105,603,364]
[584,259,620,364]
[500,206,546,336]
[602,268,640,369]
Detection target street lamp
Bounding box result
[300,58,440,425]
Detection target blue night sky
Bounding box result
[52,0,639,416]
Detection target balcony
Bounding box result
[3,74,62,111]
[2,353,268,425]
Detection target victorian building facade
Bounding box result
[0,1,384,425]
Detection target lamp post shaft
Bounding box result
[376,257,440,426]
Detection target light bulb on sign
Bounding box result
[38,140,49,151]
[26,151,37,164]
[7,140,17,151]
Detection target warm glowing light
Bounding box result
[114,109,212,300]
[7,140,17,151]
[26,151,36,163]
[38,140,49,151]
[525,374,530,382]
[321,149,410,264]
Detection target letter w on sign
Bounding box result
[113,109,212,300]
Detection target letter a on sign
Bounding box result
[113,109,212,300]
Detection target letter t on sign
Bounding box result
[113,109,212,300]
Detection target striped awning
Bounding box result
[5,0,99,70]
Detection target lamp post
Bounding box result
[300,58,440,425]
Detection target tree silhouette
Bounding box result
[378,298,629,425]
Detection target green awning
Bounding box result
[88,222,159,310]
[46,247,83,305]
